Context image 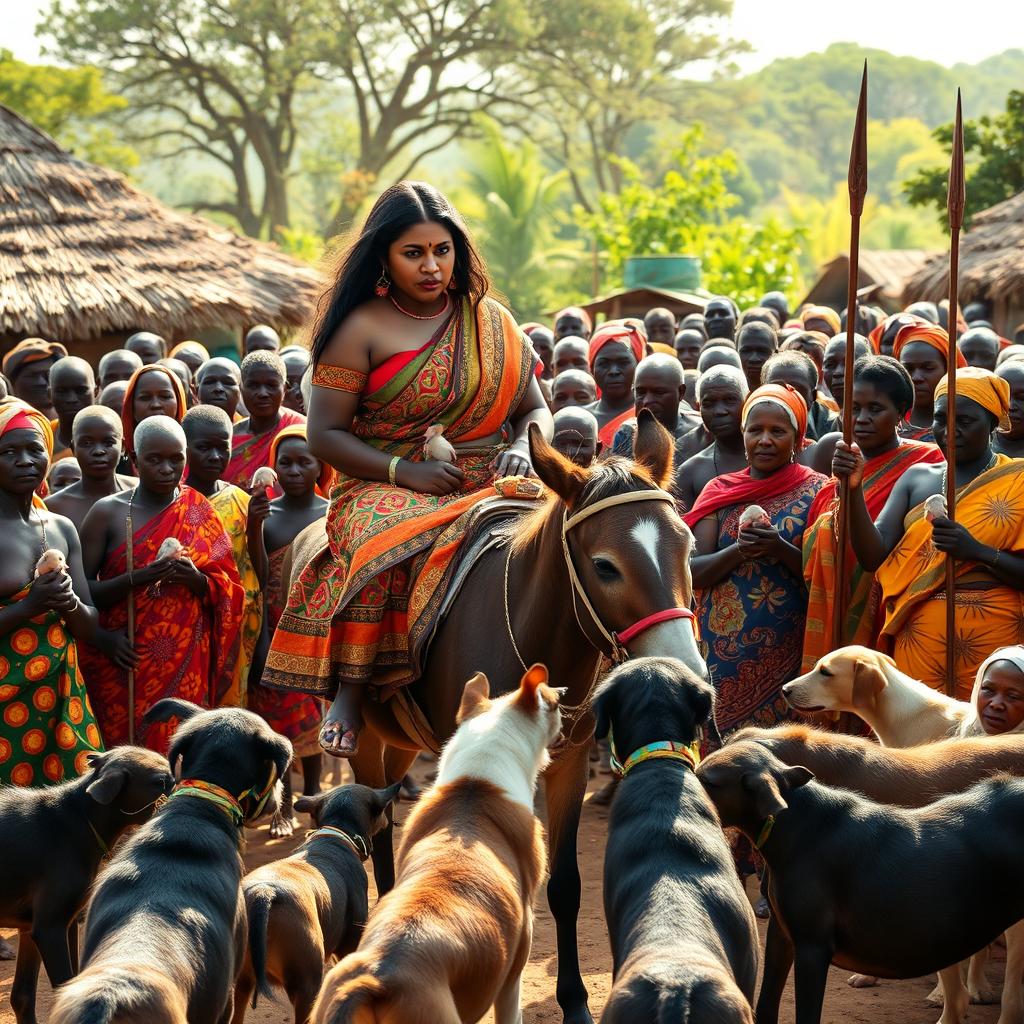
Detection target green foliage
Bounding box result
[578,129,805,307]
[0,48,137,171]
[457,120,581,320]
[903,90,1024,227]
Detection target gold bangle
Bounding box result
[388,456,401,486]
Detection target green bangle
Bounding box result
[388,456,401,486]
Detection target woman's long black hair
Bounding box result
[308,181,491,364]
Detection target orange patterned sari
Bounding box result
[79,488,244,753]
[224,408,306,490]
[265,297,533,695]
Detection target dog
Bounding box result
[783,646,973,746]
[699,739,1024,1024]
[593,657,757,1023]
[49,700,292,1024]
[313,664,561,1024]
[0,747,172,1024]
[233,782,402,1024]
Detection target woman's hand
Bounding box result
[26,571,77,615]
[248,490,272,526]
[491,441,533,479]
[164,557,208,597]
[396,460,465,496]
[930,518,983,560]
[97,628,139,670]
[832,440,866,489]
[737,525,785,561]
[131,559,178,588]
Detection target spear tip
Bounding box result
[948,89,966,232]
[847,61,868,216]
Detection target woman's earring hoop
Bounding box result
[375,272,391,298]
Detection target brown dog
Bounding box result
[313,665,561,1024]
[233,782,401,1024]
[782,646,972,746]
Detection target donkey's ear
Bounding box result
[457,672,491,724]
[633,410,674,489]
[529,423,588,507]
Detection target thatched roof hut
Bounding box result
[0,104,321,357]
[802,249,932,313]
[903,191,1024,335]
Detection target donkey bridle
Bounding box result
[560,488,697,664]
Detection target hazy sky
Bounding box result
[6,0,1016,69]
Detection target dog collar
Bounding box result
[610,739,701,779]
[754,814,776,850]
[169,779,244,825]
[305,826,371,861]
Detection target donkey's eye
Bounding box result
[592,557,620,580]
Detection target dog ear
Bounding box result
[167,731,194,777]
[293,792,325,820]
[742,771,789,821]
[144,698,203,725]
[86,762,129,805]
[593,680,614,741]
[529,422,588,507]
[457,672,491,724]
[373,782,403,813]
[259,732,293,785]
[514,664,549,713]
[633,409,674,489]
[852,658,887,710]
[784,765,814,790]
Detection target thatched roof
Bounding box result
[803,249,931,311]
[903,191,1024,308]
[0,104,322,342]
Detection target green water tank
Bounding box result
[623,255,702,293]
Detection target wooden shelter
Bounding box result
[903,191,1024,336]
[554,286,707,327]
[0,104,321,363]
[802,249,931,313]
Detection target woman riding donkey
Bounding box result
[262,182,550,757]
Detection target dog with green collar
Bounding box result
[49,700,292,1024]
[594,657,758,1023]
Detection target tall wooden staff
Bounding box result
[944,90,966,697]
[832,62,868,651]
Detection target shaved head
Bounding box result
[99,380,129,415]
[635,353,684,386]
[72,404,122,439]
[552,407,600,467]
[245,324,281,353]
[50,356,95,386]
[552,337,590,377]
[698,364,749,402]
[98,349,143,387]
[134,414,186,455]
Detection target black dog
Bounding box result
[594,657,758,1023]
[234,782,401,1023]
[0,747,172,1024]
[698,739,1024,1024]
[49,700,292,1024]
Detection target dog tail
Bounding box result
[246,883,276,1006]
[49,966,185,1024]
[315,971,386,1024]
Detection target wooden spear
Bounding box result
[944,90,966,697]
[831,61,868,652]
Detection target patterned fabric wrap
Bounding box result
[694,471,826,733]
[224,408,306,492]
[0,588,103,785]
[898,420,936,444]
[248,546,322,756]
[875,454,1024,699]
[265,297,534,695]
[801,440,944,672]
[209,485,262,708]
[79,487,244,753]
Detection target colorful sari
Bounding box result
[209,485,262,708]
[688,466,827,733]
[224,408,306,491]
[801,440,944,670]
[79,487,244,753]
[265,297,534,696]
[898,420,936,443]
[598,407,635,449]
[248,546,322,755]
[0,588,103,785]
[875,455,1024,700]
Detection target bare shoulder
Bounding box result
[320,300,381,369]
[87,490,131,523]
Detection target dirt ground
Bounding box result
[0,757,1007,1024]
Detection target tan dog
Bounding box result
[783,646,973,747]
[233,782,401,1024]
[314,664,562,1024]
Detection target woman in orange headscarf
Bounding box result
[833,367,1024,699]
[587,321,646,448]
[686,384,827,734]
[894,321,965,442]
[121,364,187,463]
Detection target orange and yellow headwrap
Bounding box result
[269,423,334,495]
[893,323,967,368]
[801,306,841,336]
[741,383,808,442]
[934,367,1011,430]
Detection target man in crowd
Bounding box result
[704,297,737,341]
[736,321,777,394]
[2,339,68,418]
[821,333,872,413]
[245,324,282,354]
[49,357,98,461]
[551,369,598,412]
[124,331,166,365]
[551,407,600,468]
[959,326,1001,372]
[554,306,592,341]
[643,307,677,349]
[674,328,704,370]
[762,350,839,441]
[552,337,590,376]
[98,349,143,389]
[524,325,555,380]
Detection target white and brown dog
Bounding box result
[783,646,973,748]
[313,664,562,1024]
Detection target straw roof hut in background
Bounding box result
[802,249,932,313]
[903,190,1024,336]
[0,104,322,363]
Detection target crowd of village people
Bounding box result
[3,179,1024,860]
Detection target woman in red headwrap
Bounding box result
[586,321,646,448]
[685,384,827,735]
[894,321,965,442]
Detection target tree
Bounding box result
[523,0,747,210]
[904,89,1024,227]
[457,119,579,319]
[0,49,137,171]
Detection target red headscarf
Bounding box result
[588,321,645,367]
[892,323,967,369]
[555,306,593,334]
